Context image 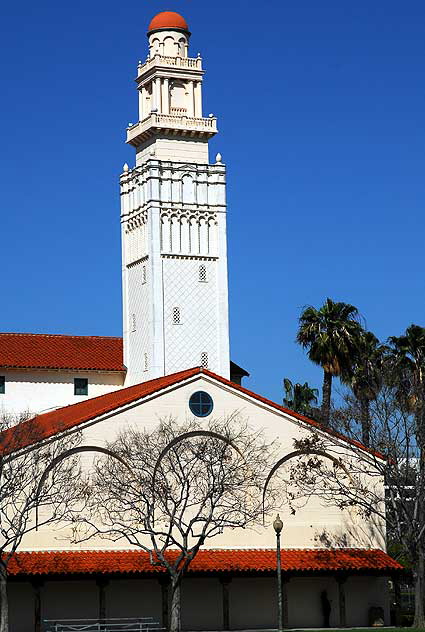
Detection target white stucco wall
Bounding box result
[121,159,229,384]
[135,138,209,165]
[0,369,124,417]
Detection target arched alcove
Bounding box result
[182,174,195,203]
[189,216,199,254]
[161,214,171,252]
[170,82,187,114]
[180,215,190,253]
[199,217,208,255]
[170,215,180,253]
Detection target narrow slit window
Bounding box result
[199,265,207,283]
[200,352,208,369]
[74,378,88,396]
[0,376,5,394]
[173,307,181,325]
[142,265,147,284]
[131,314,136,332]
[144,353,148,371]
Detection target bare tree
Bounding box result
[0,415,82,632]
[76,416,277,632]
[286,382,425,629]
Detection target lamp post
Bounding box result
[273,514,284,632]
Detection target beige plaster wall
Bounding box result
[21,374,386,552]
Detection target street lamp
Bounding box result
[273,514,284,632]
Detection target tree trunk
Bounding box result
[0,563,8,632]
[360,397,370,447]
[169,575,182,632]
[413,396,425,629]
[321,371,332,426]
[413,547,425,628]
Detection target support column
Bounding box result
[96,578,109,621]
[282,577,290,628]
[159,578,169,630]
[392,575,402,626]
[138,88,144,121]
[187,81,195,117]
[162,78,170,114]
[153,78,161,112]
[194,82,202,118]
[32,579,43,632]
[220,576,231,630]
[337,576,347,628]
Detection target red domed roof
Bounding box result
[148,11,189,33]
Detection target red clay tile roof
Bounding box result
[0,367,201,456]
[0,333,124,372]
[0,364,383,459]
[7,548,402,576]
[0,332,385,459]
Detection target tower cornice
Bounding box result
[137,54,203,80]
[126,113,217,147]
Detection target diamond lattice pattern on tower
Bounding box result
[163,257,219,374]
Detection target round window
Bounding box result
[189,391,213,417]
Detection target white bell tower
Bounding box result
[120,12,230,385]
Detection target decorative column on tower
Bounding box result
[120,12,230,385]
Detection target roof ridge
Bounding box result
[0,367,203,456]
[0,366,382,459]
[31,366,202,417]
[200,369,385,460]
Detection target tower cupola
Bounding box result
[126,12,216,165]
[148,11,190,57]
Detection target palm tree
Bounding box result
[296,298,363,426]
[388,325,425,417]
[387,324,425,628]
[341,331,384,447]
[283,378,319,417]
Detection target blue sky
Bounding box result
[1,0,424,403]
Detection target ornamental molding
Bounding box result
[124,210,148,232]
[161,253,218,261]
[121,161,225,181]
[127,255,149,269]
[160,209,217,222]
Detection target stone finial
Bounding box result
[208,113,214,118]
[215,153,222,164]
[123,163,129,172]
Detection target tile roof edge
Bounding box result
[200,369,385,460]
[0,366,383,460]
[0,332,123,340]
[0,367,204,455]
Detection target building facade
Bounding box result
[0,11,402,631]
